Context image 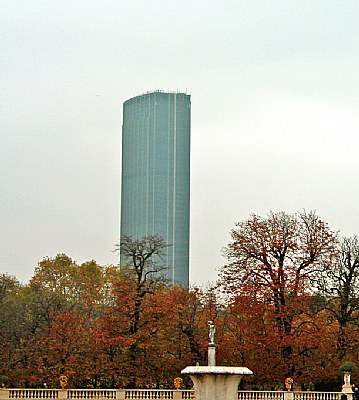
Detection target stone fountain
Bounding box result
[181,321,253,400]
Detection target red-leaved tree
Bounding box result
[220,211,338,379]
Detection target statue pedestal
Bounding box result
[342,383,353,400]
[342,385,353,393]
[342,373,353,400]
[208,344,216,366]
[182,366,253,400]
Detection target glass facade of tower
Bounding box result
[120,91,190,286]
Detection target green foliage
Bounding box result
[339,361,357,373]
[0,375,8,386]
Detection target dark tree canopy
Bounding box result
[315,235,359,359]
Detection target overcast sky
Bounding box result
[1,1,359,286]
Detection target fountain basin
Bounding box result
[181,366,253,400]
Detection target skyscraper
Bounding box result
[120,91,190,286]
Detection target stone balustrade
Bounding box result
[0,389,342,400]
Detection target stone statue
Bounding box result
[208,320,215,344]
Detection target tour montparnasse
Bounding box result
[120,91,191,287]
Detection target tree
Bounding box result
[220,211,338,378]
[22,310,104,388]
[115,235,170,334]
[30,254,77,298]
[136,286,209,388]
[117,235,169,284]
[218,293,283,388]
[316,236,359,360]
[20,255,120,387]
[104,235,170,387]
[0,274,24,386]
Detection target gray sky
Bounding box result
[1,1,359,286]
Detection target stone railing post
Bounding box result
[116,390,125,400]
[284,391,294,400]
[173,390,182,400]
[58,389,68,400]
[0,389,9,400]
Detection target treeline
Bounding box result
[0,212,358,390]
